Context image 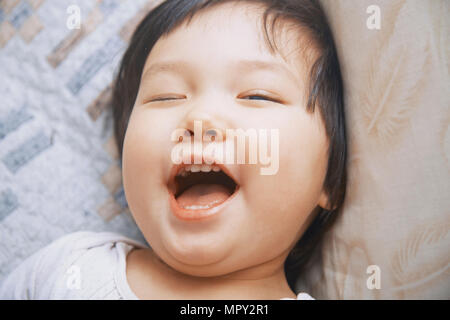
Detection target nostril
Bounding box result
[179,129,193,142]
[205,129,217,141]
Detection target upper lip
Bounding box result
[167,154,239,195]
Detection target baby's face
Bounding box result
[122,2,329,277]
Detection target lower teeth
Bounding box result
[182,200,222,210]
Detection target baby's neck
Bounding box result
[126,248,297,300]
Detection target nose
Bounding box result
[177,95,231,142]
[172,104,228,166]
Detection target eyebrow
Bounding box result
[142,59,301,84]
[235,59,300,83]
[142,61,191,80]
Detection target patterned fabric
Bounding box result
[296,0,450,299]
[0,0,161,282]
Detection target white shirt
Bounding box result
[0,231,314,300]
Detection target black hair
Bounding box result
[111,0,347,292]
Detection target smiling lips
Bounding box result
[168,163,239,221]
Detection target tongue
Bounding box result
[176,184,231,208]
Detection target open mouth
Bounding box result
[169,164,239,215]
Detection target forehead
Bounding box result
[143,1,309,81]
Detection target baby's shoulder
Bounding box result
[0,231,147,299]
[51,230,146,254]
[53,231,146,298]
[49,230,146,265]
[38,230,146,270]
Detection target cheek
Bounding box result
[122,109,174,221]
[242,112,328,243]
[124,115,160,183]
[123,108,179,177]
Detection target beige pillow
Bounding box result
[296,0,450,299]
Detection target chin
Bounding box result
[165,256,238,278]
[161,231,232,268]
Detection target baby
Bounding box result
[0,0,347,300]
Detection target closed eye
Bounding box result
[149,95,186,102]
[152,97,178,102]
[242,95,272,101]
[239,94,283,104]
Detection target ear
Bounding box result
[318,190,334,211]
